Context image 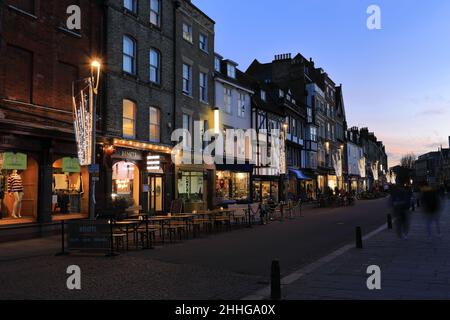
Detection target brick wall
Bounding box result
[103,0,175,144]
[0,0,103,128]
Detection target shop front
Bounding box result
[51,157,89,220]
[0,152,38,224]
[252,177,279,203]
[327,174,338,193]
[215,164,252,205]
[110,148,144,215]
[288,169,313,201]
[176,164,214,212]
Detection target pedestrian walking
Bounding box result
[391,175,412,240]
[421,184,442,240]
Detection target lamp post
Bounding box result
[88,60,101,220]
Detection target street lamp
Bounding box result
[72,59,101,220]
[88,59,101,220]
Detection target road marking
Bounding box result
[242,223,388,300]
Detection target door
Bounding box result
[148,175,164,214]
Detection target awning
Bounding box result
[289,169,312,180]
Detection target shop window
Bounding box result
[52,158,88,217]
[0,153,38,223]
[253,180,278,203]
[216,171,249,202]
[112,161,140,208]
[177,171,204,202]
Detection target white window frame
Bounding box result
[199,72,208,103]
[224,87,232,114]
[123,35,136,75]
[227,64,236,79]
[149,106,160,143]
[150,0,161,27]
[199,33,208,52]
[149,48,161,84]
[261,90,266,101]
[124,0,137,13]
[123,99,136,138]
[182,63,192,95]
[237,92,245,118]
[183,23,193,43]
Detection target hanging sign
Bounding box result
[62,157,81,173]
[1,152,27,170]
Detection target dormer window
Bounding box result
[261,90,266,101]
[227,64,236,78]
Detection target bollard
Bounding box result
[271,260,281,300]
[387,214,393,230]
[55,220,69,256]
[355,226,363,249]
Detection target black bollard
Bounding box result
[355,226,363,249]
[55,220,69,256]
[387,214,393,229]
[271,260,281,300]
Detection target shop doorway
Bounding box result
[147,175,163,214]
[51,158,88,220]
[112,161,140,211]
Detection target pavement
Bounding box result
[253,198,450,300]
[0,198,393,299]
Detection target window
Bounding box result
[124,0,137,13]
[227,64,236,78]
[310,127,317,142]
[4,45,33,103]
[214,57,221,72]
[237,93,245,118]
[199,72,208,102]
[123,36,136,75]
[224,87,232,114]
[150,0,161,27]
[182,113,191,148]
[261,90,266,101]
[149,49,160,84]
[199,33,208,52]
[123,99,136,138]
[182,64,192,95]
[177,171,204,202]
[149,107,160,142]
[183,23,193,43]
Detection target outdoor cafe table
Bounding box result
[114,219,141,250]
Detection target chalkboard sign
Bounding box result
[67,220,110,250]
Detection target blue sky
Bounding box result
[194,0,450,166]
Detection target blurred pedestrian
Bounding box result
[421,184,442,240]
[391,174,412,240]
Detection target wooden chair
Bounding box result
[166,220,188,242]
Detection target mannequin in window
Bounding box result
[8,170,24,218]
[0,171,5,218]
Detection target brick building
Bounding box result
[0,0,103,224]
[173,0,216,211]
[98,0,176,215]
